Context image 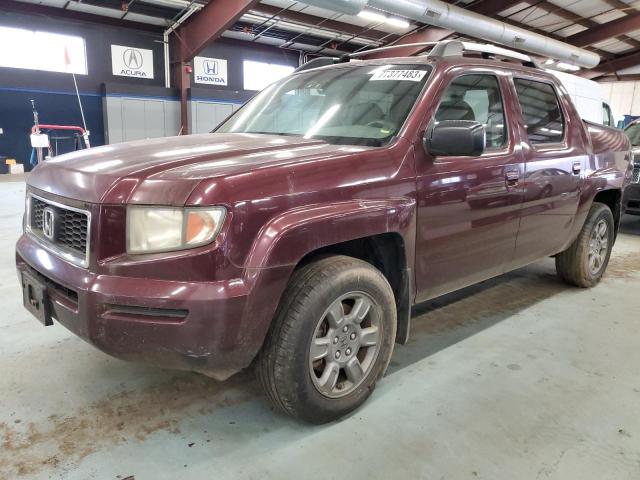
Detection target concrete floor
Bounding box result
[1,177,639,480]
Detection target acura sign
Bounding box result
[194,56,228,86]
[111,45,154,79]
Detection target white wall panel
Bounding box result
[105,97,240,142]
[191,101,236,134]
[143,100,165,139]
[122,99,146,142]
[602,81,639,116]
[104,96,183,143]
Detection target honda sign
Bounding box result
[194,56,228,86]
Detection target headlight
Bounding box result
[127,206,226,254]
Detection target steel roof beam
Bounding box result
[363,26,452,59]
[173,0,261,62]
[171,0,260,136]
[250,3,398,43]
[518,0,640,50]
[467,0,517,16]
[582,49,640,79]
[567,12,640,47]
[0,0,162,32]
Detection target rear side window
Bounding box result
[514,78,564,144]
[435,74,506,149]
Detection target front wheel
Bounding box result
[556,202,615,288]
[257,255,397,424]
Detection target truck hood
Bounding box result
[28,133,368,205]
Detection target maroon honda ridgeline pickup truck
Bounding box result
[17,42,633,423]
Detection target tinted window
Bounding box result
[435,75,506,148]
[603,103,613,127]
[514,79,564,144]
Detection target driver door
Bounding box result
[414,72,526,302]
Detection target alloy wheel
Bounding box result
[309,292,381,399]
[588,219,609,275]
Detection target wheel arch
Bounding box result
[296,232,413,345]
[242,199,417,363]
[592,188,622,240]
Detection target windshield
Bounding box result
[216,64,432,147]
[625,123,640,146]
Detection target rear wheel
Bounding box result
[257,255,396,424]
[556,202,615,287]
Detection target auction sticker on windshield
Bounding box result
[370,70,427,82]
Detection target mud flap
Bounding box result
[395,267,412,345]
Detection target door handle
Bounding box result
[572,162,581,175]
[505,169,520,187]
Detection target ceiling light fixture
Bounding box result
[358,10,387,23]
[385,17,410,29]
[358,10,410,29]
[556,62,580,71]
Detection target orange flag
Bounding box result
[63,45,71,70]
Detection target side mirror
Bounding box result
[424,120,486,157]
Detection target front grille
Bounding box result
[633,152,640,184]
[28,194,90,267]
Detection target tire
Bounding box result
[555,202,615,288]
[257,255,397,424]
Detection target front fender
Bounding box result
[231,198,417,369]
[243,198,417,270]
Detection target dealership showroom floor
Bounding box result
[2,176,640,478]
[3,0,640,479]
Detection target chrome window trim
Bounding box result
[25,192,91,268]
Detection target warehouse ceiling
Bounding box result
[6,0,640,79]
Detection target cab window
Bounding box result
[435,74,507,149]
[514,78,565,144]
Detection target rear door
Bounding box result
[414,71,525,302]
[507,77,586,268]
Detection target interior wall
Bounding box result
[0,9,164,168]
[192,38,300,93]
[0,89,105,168]
[601,82,640,117]
[0,10,301,169]
[0,10,166,94]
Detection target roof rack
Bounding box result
[452,41,537,68]
[294,40,538,73]
[348,42,439,58]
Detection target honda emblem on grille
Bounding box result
[42,207,56,240]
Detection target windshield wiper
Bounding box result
[246,131,303,137]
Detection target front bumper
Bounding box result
[16,233,270,380]
[626,183,640,215]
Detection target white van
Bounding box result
[547,70,618,127]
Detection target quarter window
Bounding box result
[435,75,507,149]
[514,79,564,144]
